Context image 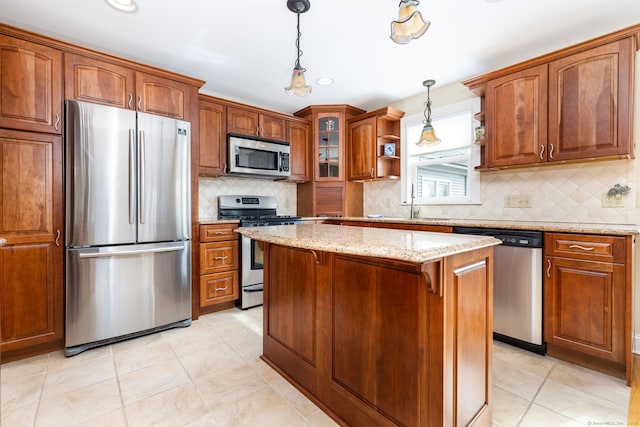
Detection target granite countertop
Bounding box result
[0,238,6,247]
[235,223,501,264]
[322,217,640,236]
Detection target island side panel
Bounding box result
[441,247,494,427]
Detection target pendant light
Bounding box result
[284,0,312,96]
[416,79,441,146]
[390,0,430,44]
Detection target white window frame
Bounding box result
[400,98,481,205]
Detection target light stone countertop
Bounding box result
[199,218,240,225]
[235,223,501,264]
[0,238,5,247]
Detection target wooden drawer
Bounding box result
[200,223,237,242]
[545,233,626,263]
[200,241,238,274]
[200,271,238,307]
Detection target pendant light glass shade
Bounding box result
[285,66,312,96]
[416,79,440,146]
[284,0,312,96]
[390,0,430,44]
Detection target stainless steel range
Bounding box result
[218,195,301,309]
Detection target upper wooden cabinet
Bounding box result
[286,119,310,182]
[348,107,404,181]
[65,53,197,121]
[464,25,639,169]
[227,106,287,141]
[485,64,548,167]
[64,52,135,110]
[0,35,62,134]
[199,97,226,177]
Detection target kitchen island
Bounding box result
[236,223,500,426]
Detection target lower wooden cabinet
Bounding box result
[544,232,631,381]
[199,224,239,309]
[0,130,63,360]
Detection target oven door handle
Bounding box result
[243,284,263,292]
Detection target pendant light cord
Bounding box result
[294,12,305,71]
[423,85,432,125]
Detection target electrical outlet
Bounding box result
[504,195,532,208]
[602,193,625,208]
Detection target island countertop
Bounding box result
[235,223,501,264]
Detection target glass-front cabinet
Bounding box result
[317,114,341,179]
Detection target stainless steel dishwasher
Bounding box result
[452,227,545,354]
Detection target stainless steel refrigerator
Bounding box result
[64,100,192,356]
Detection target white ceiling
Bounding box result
[1,0,639,114]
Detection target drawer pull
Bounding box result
[215,287,228,291]
[214,256,228,260]
[568,244,594,251]
[214,231,229,235]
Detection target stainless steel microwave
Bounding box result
[227,134,290,179]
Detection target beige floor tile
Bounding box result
[41,355,116,399]
[305,409,340,427]
[0,401,38,427]
[0,353,49,383]
[194,363,268,407]
[519,403,583,427]
[207,386,309,427]
[36,378,121,427]
[534,378,628,424]
[491,385,530,427]
[118,358,191,405]
[163,322,225,358]
[548,360,630,406]
[72,408,126,427]
[178,342,247,380]
[493,342,556,378]
[112,333,177,375]
[1,372,43,414]
[270,376,322,418]
[492,356,546,401]
[124,384,210,427]
[46,345,112,372]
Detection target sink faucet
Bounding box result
[410,184,420,219]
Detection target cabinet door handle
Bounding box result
[539,145,545,160]
[215,287,228,291]
[370,168,374,177]
[549,144,555,159]
[256,126,260,137]
[54,114,60,131]
[223,164,227,174]
[546,259,551,278]
[128,93,133,109]
[55,229,61,247]
[138,95,142,110]
[568,244,594,251]
[214,255,228,260]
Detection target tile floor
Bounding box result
[1,307,631,427]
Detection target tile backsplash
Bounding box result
[199,176,298,219]
[363,158,637,225]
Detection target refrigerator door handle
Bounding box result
[78,245,184,258]
[129,129,135,224]
[139,129,145,224]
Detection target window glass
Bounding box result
[402,98,480,204]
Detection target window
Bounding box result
[401,98,480,205]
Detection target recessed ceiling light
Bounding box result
[316,77,334,86]
[105,0,139,13]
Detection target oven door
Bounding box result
[241,234,264,287]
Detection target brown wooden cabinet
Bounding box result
[544,232,632,382]
[464,26,638,169]
[262,240,493,426]
[294,105,366,217]
[65,53,194,121]
[286,119,310,182]
[199,224,239,309]
[227,106,287,141]
[348,106,404,181]
[0,35,62,134]
[0,130,63,359]
[199,97,226,176]
[64,52,135,109]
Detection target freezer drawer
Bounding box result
[65,241,191,353]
